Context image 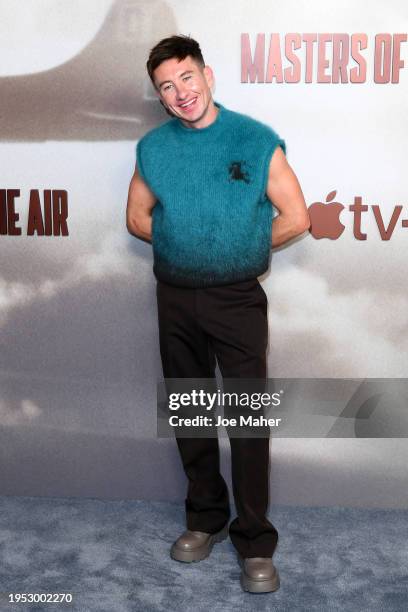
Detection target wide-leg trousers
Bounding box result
[156,277,278,558]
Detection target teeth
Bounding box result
[180,98,196,108]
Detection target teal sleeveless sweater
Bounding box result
[136,101,286,288]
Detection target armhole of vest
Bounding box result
[262,136,287,204]
[136,140,147,183]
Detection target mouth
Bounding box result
[178,97,198,112]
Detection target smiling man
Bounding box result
[153,57,217,127]
[126,35,310,594]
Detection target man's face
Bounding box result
[153,55,215,127]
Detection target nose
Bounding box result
[175,83,189,101]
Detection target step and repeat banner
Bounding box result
[0,0,407,505]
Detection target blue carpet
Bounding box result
[0,495,407,611]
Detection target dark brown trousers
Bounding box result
[156,277,278,558]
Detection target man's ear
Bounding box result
[203,65,214,89]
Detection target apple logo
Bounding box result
[308,190,345,239]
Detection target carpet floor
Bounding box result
[0,495,407,611]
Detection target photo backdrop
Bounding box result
[1,0,407,507]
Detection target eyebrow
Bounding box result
[157,70,194,89]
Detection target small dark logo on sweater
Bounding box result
[228,161,250,184]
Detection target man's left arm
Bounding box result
[266,146,310,248]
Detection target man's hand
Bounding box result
[266,146,310,248]
[126,167,157,243]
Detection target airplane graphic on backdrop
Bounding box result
[0,0,176,141]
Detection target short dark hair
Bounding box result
[146,35,205,86]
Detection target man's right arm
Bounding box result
[126,167,157,243]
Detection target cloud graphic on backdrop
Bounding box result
[0,398,42,426]
[266,263,408,377]
[0,230,145,326]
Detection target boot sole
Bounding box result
[170,523,229,563]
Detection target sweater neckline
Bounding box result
[173,101,224,136]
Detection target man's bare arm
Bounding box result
[266,146,310,248]
[126,167,157,242]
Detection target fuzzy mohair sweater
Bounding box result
[136,101,286,288]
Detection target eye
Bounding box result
[183,75,192,81]
[162,83,173,92]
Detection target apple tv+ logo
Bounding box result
[308,190,407,240]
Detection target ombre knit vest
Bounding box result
[136,101,286,288]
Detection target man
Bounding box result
[126,35,310,594]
